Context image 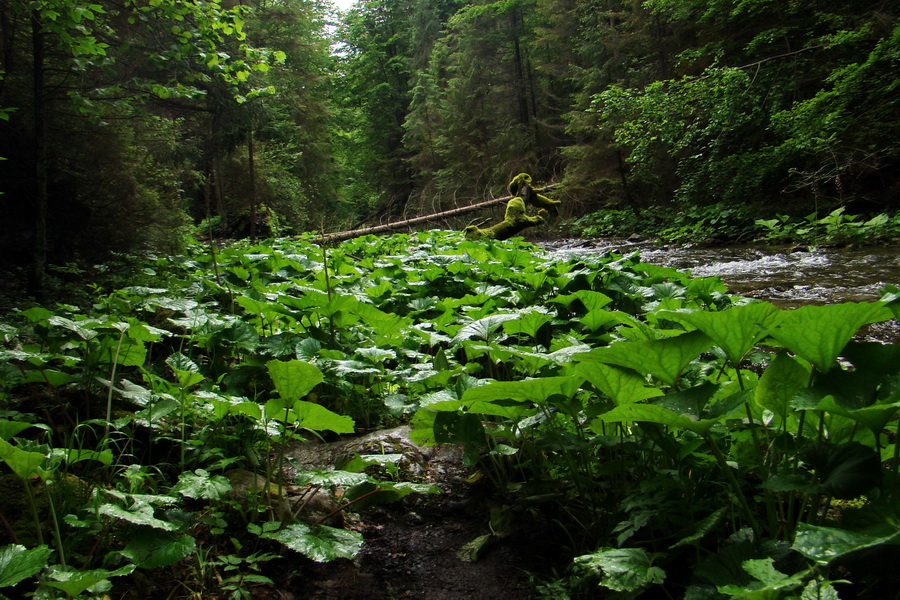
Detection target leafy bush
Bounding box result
[1,231,898,598]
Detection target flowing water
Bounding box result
[544,239,900,341]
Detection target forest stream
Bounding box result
[544,239,900,343]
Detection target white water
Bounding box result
[545,240,900,306]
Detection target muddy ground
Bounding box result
[277,444,561,600]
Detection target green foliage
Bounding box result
[2,230,899,597]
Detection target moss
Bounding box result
[465,198,549,241]
[508,172,561,215]
[465,173,559,240]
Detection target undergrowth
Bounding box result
[1,230,899,599]
[571,204,900,247]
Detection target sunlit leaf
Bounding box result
[172,469,232,500]
[450,314,514,344]
[756,353,810,419]
[291,400,355,434]
[0,439,48,479]
[265,523,363,562]
[461,376,584,407]
[574,547,666,593]
[0,544,51,588]
[575,362,663,405]
[99,503,176,530]
[267,359,325,407]
[660,302,781,366]
[764,302,892,372]
[792,522,900,564]
[578,330,713,386]
[42,564,135,597]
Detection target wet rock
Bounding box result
[224,468,342,526]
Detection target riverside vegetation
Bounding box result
[570,204,900,247]
[2,231,900,599]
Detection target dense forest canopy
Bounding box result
[1,0,898,292]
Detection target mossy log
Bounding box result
[321,181,558,243]
[464,174,560,241]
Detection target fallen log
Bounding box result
[320,183,559,244]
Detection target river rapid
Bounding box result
[543,239,900,341]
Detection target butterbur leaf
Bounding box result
[756,353,810,419]
[267,360,325,404]
[99,503,176,530]
[792,522,900,564]
[0,439,48,479]
[660,302,781,366]
[799,441,882,499]
[575,362,663,406]
[582,330,713,386]
[801,580,841,600]
[574,547,666,593]
[166,353,204,388]
[0,421,36,441]
[119,530,196,569]
[717,558,805,598]
[0,544,51,588]
[502,307,554,338]
[173,469,232,500]
[42,564,135,597]
[599,403,717,434]
[461,376,584,408]
[291,401,355,434]
[265,523,363,562]
[764,302,892,372]
[452,313,519,343]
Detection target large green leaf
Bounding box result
[452,313,520,343]
[265,523,363,562]
[502,307,554,339]
[98,503,177,531]
[461,376,584,408]
[764,302,892,372]
[792,522,900,564]
[599,403,717,434]
[0,439,48,480]
[290,401,355,434]
[575,362,664,406]
[574,547,666,593]
[118,530,196,569]
[579,330,713,386]
[755,353,810,419]
[717,558,805,599]
[0,544,51,588]
[266,359,325,410]
[660,303,781,366]
[0,421,36,442]
[798,441,882,499]
[42,565,135,597]
[172,469,232,500]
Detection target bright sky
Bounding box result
[333,0,357,11]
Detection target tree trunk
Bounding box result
[27,9,47,298]
[248,128,257,242]
[322,184,558,243]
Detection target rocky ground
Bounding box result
[276,429,556,599]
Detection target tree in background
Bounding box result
[584,0,899,212]
[0,0,335,293]
[332,0,418,224]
